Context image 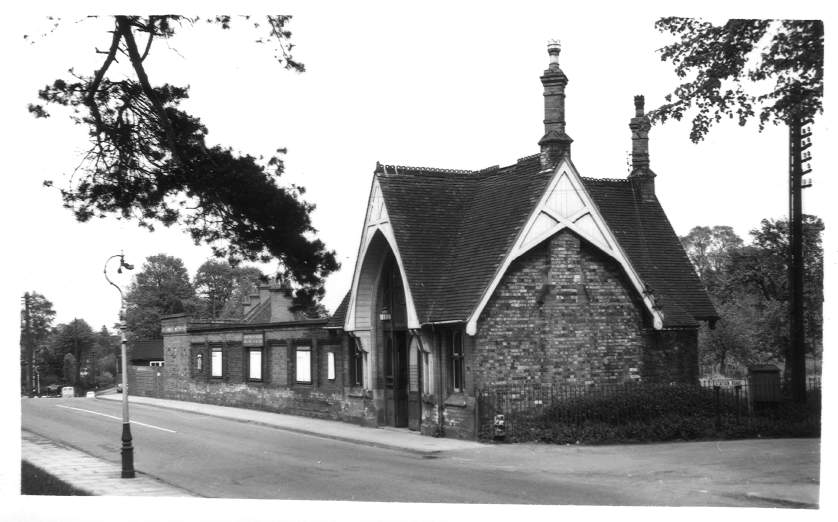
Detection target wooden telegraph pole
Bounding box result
[788,100,812,404]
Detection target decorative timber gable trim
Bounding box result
[465,157,665,335]
[344,177,421,332]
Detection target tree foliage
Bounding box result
[679,225,742,292]
[28,15,338,309]
[219,266,267,319]
[683,216,823,376]
[124,253,196,339]
[652,18,823,142]
[48,319,96,388]
[20,292,56,348]
[20,292,57,392]
[194,259,265,319]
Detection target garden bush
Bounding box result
[480,383,820,444]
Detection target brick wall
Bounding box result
[159,317,377,426]
[127,365,165,397]
[642,329,699,384]
[474,230,649,388]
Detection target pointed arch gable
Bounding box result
[465,158,664,335]
[344,178,420,332]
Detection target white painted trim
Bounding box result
[344,177,421,331]
[343,176,377,332]
[465,159,664,335]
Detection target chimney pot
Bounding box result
[547,40,561,65]
[634,95,645,117]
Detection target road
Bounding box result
[21,397,820,506]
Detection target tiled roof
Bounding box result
[243,299,271,324]
[581,177,718,327]
[374,156,717,328]
[378,154,552,323]
[326,291,350,328]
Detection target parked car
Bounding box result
[44,384,62,397]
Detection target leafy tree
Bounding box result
[20,292,56,346]
[679,225,742,292]
[49,319,96,389]
[726,216,823,359]
[63,353,77,385]
[125,254,197,339]
[688,216,823,376]
[219,266,266,319]
[699,299,756,376]
[93,326,120,385]
[194,260,267,319]
[194,260,235,318]
[20,292,56,392]
[651,18,823,141]
[28,15,338,310]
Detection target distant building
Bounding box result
[129,339,164,366]
[156,43,717,438]
[126,339,164,396]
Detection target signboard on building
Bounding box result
[243,333,264,347]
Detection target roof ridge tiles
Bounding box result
[376,163,478,176]
[581,176,631,183]
[374,152,543,180]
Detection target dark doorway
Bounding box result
[384,330,409,427]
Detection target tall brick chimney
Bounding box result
[538,40,573,170]
[628,95,656,202]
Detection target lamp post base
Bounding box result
[121,422,135,478]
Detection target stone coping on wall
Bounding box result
[187,318,329,333]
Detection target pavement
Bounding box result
[21,430,196,497]
[96,392,483,454]
[20,394,820,505]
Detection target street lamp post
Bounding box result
[104,253,135,479]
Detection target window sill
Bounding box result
[444,393,468,408]
[348,387,369,399]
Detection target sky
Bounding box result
[2,1,836,518]
[3,3,832,333]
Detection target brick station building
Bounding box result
[157,42,716,439]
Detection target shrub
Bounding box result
[479,383,820,444]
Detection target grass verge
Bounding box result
[21,460,91,496]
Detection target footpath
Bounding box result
[97,393,482,454]
[21,430,196,497]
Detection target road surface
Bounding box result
[21,397,819,506]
